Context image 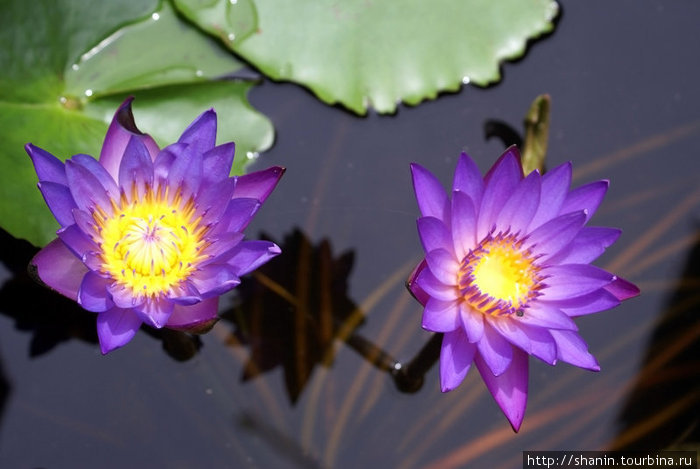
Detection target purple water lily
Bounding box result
[408,147,639,431]
[26,98,284,354]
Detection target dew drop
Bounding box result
[152,12,160,21]
[462,76,471,85]
[71,64,79,71]
[227,32,236,42]
[85,89,93,97]
[246,151,258,160]
[195,70,203,77]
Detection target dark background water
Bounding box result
[2,1,700,467]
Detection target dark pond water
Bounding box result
[2,1,700,467]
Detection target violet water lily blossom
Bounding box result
[26,98,285,354]
[407,147,639,431]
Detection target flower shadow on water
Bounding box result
[0,229,202,361]
[613,227,700,450]
[220,229,362,404]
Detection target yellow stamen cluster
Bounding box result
[458,232,542,316]
[91,185,208,299]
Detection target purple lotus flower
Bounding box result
[26,98,284,354]
[407,146,639,431]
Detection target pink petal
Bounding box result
[189,264,241,298]
[227,240,281,277]
[202,142,236,183]
[546,227,621,265]
[605,276,640,301]
[414,267,457,301]
[30,239,87,301]
[136,297,175,328]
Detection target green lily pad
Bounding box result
[0,0,273,247]
[180,0,558,114]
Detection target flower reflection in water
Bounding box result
[223,229,361,403]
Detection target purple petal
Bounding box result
[78,271,113,312]
[209,198,261,235]
[26,143,67,184]
[166,144,203,198]
[440,329,476,392]
[178,109,217,155]
[196,178,236,225]
[100,98,160,180]
[477,149,523,240]
[605,276,640,301]
[452,152,484,209]
[202,232,245,263]
[495,170,541,234]
[57,224,97,258]
[425,248,459,286]
[517,303,578,330]
[118,136,154,199]
[96,307,143,354]
[489,317,557,365]
[227,240,281,277]
[202,142,235,183]
[540,289,621,317]
[421,297,461,332]
[546,227,621,265]
[541,264,616,301]
[65,160,114,214]
[476,323,514,376]
[527,162,571,231]
[550,329,600,371]
[37,181,77,227]
[406,260,430,305]
[417,216,453,254]
[475,348,529,432]
[410,163,449,220]
[451,190,477,260]
[72,209,98,240]
[70,154,120,200]
[234,166,286,204]
[459,303,484,343]
[189,264,241,298]
[153,143,184,181]
[108,283,145,309]
[166,297,220,333]
[30,239,87,300]
[526,211,586,262]
[414,267,457,301]
[136,297,175,328]
[559,180,609,222]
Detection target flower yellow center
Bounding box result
[458,232,542,316]
[92,186,207,298]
